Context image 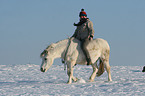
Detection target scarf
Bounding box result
[74,18,89,26]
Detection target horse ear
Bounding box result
[40,50,48,57]
[40,52,44,58]
[50,43,55,48]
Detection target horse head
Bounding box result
[40,44,55,72]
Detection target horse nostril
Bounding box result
[40,68,43,71]
[41,68,45,72]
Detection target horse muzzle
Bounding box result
[40,68,46,72]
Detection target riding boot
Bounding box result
[86,57,92,65]
[81,38,92,65]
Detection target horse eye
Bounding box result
[44,58,47,61]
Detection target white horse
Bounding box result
[40,37,112,84]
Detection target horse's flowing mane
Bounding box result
[40,38,69,58]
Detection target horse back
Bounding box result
[71,38,110,64]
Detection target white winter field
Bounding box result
[0,64,145,96]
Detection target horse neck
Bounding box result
[52,39,69,59]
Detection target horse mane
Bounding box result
[40,38,69,58]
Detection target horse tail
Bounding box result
[96,59,105,77]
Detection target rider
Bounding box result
[72,9,94,65]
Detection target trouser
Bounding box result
[80,38,91,62]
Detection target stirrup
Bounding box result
[87,61,92,65]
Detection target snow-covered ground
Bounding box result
[0,64,145,96]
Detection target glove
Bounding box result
[89,35,93,40]
[74,23,77,26]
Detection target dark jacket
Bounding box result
[72,19,94,40]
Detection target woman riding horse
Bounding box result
[72,9,94,65]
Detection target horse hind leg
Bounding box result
[96,58,112,81]
[89,57,102,82]
[103,60,112,81]
[89,61,98,82]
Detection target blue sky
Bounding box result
[0,0,145,66]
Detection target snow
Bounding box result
[0,64,145,96]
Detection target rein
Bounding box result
[63,37,73,70]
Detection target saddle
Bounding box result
[62,37,92,65]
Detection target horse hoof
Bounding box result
[67,82,71,84]
[88,79,94,82]
[108,79,112,82]
[73,77,78,82]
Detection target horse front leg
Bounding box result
[89,62,98,82]
[66,61,77,84]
